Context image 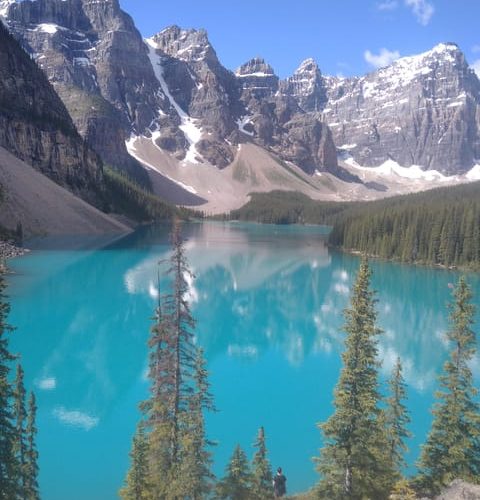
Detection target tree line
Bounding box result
[120,223,480,499]
[0,270,40,499]
[226,182,480,269]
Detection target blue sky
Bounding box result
[119,0,480,78]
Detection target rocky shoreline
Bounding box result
[0,240,27,271]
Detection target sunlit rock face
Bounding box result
[320,44,480,175]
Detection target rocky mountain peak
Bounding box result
[236,57,276,77]
[323,42,480,174]
[280,57,326,112]
[150,25,216,64]
[295,57,320,74]
[236,57,279,98]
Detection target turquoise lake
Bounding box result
[5,221,480,499]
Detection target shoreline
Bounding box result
[0,240,28,272]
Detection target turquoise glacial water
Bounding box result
[5,222,480,499]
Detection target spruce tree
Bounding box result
[0,270,18,499]
[215,445,253,499]
[119,424,150,500]
[24,392,39,500]
[176,348,216,499]
[13,363,27,498]
[251,427,273,499]
[417,277,480,494]
[127,220,215,499]
[315,258,393,499]
[385,357,411,479]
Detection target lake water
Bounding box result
[5,222,480,499]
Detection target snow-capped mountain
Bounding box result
[2,0,480,211]
[321,43,480,175]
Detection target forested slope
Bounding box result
[229,182,480,269]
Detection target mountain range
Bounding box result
[2,0,480,217]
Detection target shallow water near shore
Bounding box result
[5,221,480,499]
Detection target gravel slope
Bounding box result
[0,147,130,235]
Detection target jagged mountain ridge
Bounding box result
[321,43,480,174]
[3,0,480,211]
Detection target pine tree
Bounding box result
[13,363,27,498]
[315,258,394,500]
[24,392,39,500]
[176,348,216,499]
[385,357,411,479]
[215,445,253,499]
[0,270,18,499]
[119,424,150,500]
[127,220,215,499]
[416,277,480,495]
[251,427,273,499]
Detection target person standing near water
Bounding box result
[273,467,287,497]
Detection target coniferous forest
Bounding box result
[117,223,480,500]
[228,182,480,269]
[0,271,40,500]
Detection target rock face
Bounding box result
[4,1,478,184]
[0,21,103,203]
[235,57,340,175]
[147,26,241,167]
[319,44,480,175]
[435,480,480,500]
[280,58,327,112]
[3,0,162,181]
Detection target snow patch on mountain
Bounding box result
[466,164,480,180]
[236,116,254,137]
[126,135,198,194]
[146,37,203,164]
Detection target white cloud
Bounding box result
[364,48,401,68]
[334,282,350,295]
[377,0,399,10]
[405,0,435,26]
[36,377,56,390]
[472,60,480,78]
[52,407,99,431]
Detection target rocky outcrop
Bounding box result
[147,26,241,167]
[3,0,161,181]
[280,58,327,112]
[236,57,279,100]
[435,480,480,499]
[235,58,340,175]
[0,21,103,203]
[321,43,480,175]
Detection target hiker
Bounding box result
[273,467,287,498]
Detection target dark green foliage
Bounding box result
[416,277,480,495]
[385,358,411,478]
[251,427,273,499]
[119,424,150,500]
[215,445,253,499]
[227,183,480,269]
[103,167,177,222]
[329,182,480,268]
[177,348,216,499]
[13,364,27,498]
[103,167,201,223]
[123,221,214,499]
[315,258,394,499]
[0,270,17,499]
[24,392,39,500]
[228,191,351,225]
